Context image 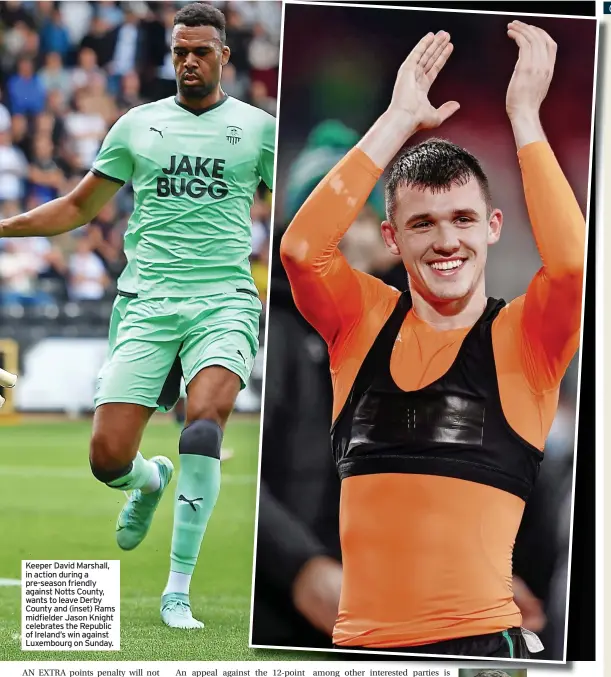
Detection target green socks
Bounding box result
[169,454,221,574]
[106,452,160,492]
[167,419,223,582]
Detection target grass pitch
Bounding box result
[0,416,320,661]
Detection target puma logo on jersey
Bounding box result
[150,127,164,138]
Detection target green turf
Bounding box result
[0,417,324,661]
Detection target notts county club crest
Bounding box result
[226,126,242,145]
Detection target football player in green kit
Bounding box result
[0,3,275,629]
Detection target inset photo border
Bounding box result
[251,0,598,664]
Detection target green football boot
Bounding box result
[116,456,174,551]
[160,592,204,629]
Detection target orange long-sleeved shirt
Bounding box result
[281,142,584,648]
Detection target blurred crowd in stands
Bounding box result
[0,0,279,307]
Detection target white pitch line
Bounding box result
[0,579,20,587]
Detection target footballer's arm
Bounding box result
[0,173,122,239]
[506,21,585,390]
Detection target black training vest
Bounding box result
[330,292,543,501]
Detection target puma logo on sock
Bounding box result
[178,494,203,511]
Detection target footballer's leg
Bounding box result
[90,403,174,550]
[160,366,240,629]
[160,293,260,629]
[90,297,182,550]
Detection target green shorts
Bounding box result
[95,291,261,410]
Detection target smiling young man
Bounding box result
[0,3,275,629]
[280,24,585,658]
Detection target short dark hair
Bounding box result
[173,2,226,43]
[385,138,492,225]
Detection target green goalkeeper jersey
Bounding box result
[91,95,275,298]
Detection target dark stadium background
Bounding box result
[254,0,596,661]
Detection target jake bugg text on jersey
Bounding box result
[158,155,229,199]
